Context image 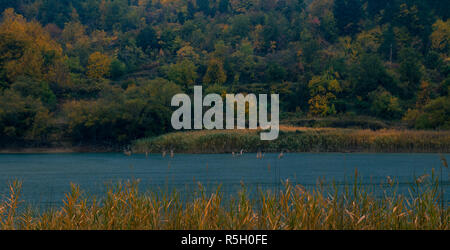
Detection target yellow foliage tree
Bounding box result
[431,19,450,56]
[0,8,63,82]
[308,72,342,117]
[86,52,112,79]
[176,45,199,62]
[203,58,227,85]
[356,27,382,54]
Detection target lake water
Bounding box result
[0,153,448,208]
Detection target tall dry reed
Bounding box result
[1,174,448,230]
[133,128,450,154]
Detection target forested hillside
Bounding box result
[0,0,449,147]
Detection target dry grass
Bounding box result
[133,128,450,153]
[1,174,448,230]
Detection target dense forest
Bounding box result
[0,0,449,147]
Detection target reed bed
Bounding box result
[0,174,448,230]
[133,128,450,154]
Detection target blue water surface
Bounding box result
[0,153,448,208]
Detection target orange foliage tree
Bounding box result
[0,9,63,84]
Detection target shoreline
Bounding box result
[0,147,119,154]
[2,127,450,154]
[2,148,450,154]
[133,127,450,154]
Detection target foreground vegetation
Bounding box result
[133,127,450,153]
[0,172,448,230]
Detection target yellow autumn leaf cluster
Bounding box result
[308,74,342,117]
[86,52,112,80]
[0,9,63,82]
[431,19,450,55]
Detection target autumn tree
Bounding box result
[308,71,342,117]
[203,58,227,85]
[1,0,450,145]
[404,96,450,129]
[431,19,450,56]
[86,52,111,79]
[0,9,63,85]
[167,59,198,90]
[368,87,402,119]
[62,79,181,143]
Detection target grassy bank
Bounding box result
[133,127,450,154]
[1,174,448,230]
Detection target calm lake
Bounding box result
[0,153,449,208]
